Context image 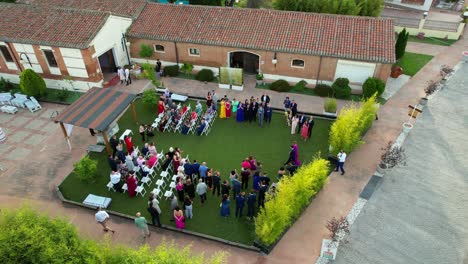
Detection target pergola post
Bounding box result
[101,131,112,155]
[59,122,71,149]
[131,101,138,124]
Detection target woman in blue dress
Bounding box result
[220,194,231,217]
[236,102,244,122]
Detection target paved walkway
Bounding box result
[334,61,468,264]
[0,31,466,263]
[406,41,449,56]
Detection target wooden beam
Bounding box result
[101,130,112,155]
[131,101,138,123]
[59,122,71,148]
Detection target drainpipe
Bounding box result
[7,42,24,72]
[315,55,322,86]
[173,41,179,66]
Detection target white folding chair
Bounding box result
[171,175,178,182]
[168,182,176,192]
[122,184,128,193]
[106,182,115,192]
[135,185,146,197]
[156,179,166,190]
[152,188,162,199]
[141,176,152,187]
[164,190,173,200]
[160,171,169,181]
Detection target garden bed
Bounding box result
[59,99,333,245]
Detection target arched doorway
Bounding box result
[229,51,259,74]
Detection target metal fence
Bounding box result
[423,20,460,32]
[382,16,421,28]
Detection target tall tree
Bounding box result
[395,28,410,60]
[356,0,383,17]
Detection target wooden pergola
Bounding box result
[54,87,137,154]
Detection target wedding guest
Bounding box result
[291,115,299,134]
[220,194,231,217]
[225,99,232,118]
[206,92,212,107]
[141,143,149,157]
[176,179,185,202]
[235,192,246,218]
[206,168,213,190]
[240,167,250,190]
[236,102,244,122]
[126,173,137,197]
[124,135,134,153]
[278,167,286,180]
[173,206,185,229]
[147,193,162,227]
[139,124,146,141]
[232,98,239,114]
[221,180,231,197]
[265,104,272,124]
[212,171,221,196]
[184,179,195,199]
[196,179,208,204]
[110,170,123,192]
[108,155,117,171]
[246,191,257,219]
[308,117,315,139]
[183,196,193,219]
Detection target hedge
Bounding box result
[269,79,291,92]
[362,77,385,99]
[332,78,351,99]
[329,95,378,155]
[255,157,329,246]
[314,84,334,97]
[0,206,226,264]
[195,69,215,82]
[164,65,180,77]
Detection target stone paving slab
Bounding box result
[7,131,30,143]
[8,116,31,128]
[0,144,11,155]
[23,134,47,146]
[24,119,48,130]
[5,147,31,160]
[0,114,15,123]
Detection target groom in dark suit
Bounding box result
[298,114,307,132]
[261,93,270,105]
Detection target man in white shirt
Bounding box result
[335,150,347,175]
[125,67,131,86]
[196,179,208,204]
[117,66,125,84]
[95,207,115,233]
[110,171,123,192]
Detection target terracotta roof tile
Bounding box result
[128,4,396,63]
[16,0,147,18]
[0,3,109,49]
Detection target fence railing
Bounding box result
[423,20,460,32]
[382,15,464,39]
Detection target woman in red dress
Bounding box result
[124,135,134,154]
[225,100,232,118]
[157,100,165,115]
[126,173,137,197]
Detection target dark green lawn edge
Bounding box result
[55,186,261,253]
[255,83,387,105]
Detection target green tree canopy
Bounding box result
[19,69,46,97]
[273,0,383,17]
[395,28,410,60]
[139,44,153,60]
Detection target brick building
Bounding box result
[0,1,146,90]
[128,3,396,87]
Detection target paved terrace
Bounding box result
[0,35,466,263]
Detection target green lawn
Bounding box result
[408,35,457,46]
[395,52,433,77]
[59,99,332,245]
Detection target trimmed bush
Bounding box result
[56,88,70,101]
[362,77,385,99]
[142,89,158,106]
[269,79,291,92]
[314,83,334,97]
[73,155,97,183]
[293,80,308,92]
[0,206,226,263]
[164,65,179,77]
[324,98,337,113]
[195,69,215,82]
[0,77,14,92]
[255,157,329,246]
[332,78,351,99]
[329,95,378,155]
[19,69,46,97]
[180,62,194,75]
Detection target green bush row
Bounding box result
[329,95,379,155]
[254,157,329,246]
[0,207,226,264]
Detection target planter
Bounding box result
[323,111,337,117]
[256,79,263,85]
[218,83,230,89]
[321,239,339,260]
[402,122,413,134]
[419,97,428,106]
[231,84,244,91]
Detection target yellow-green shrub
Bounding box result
[0,206,226,264]
[255,157,329,246]
[329,95,378,155]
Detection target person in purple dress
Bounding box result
[236,102,245,122]
[292,141,301,166]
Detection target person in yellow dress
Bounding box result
[219,99,226,118]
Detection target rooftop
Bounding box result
[128,4,396,63]
[16,0,147,18]
[0,3,110,49]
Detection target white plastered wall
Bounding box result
[60,47,88,78]
[90,15,133,68]
[12,43,43,73]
